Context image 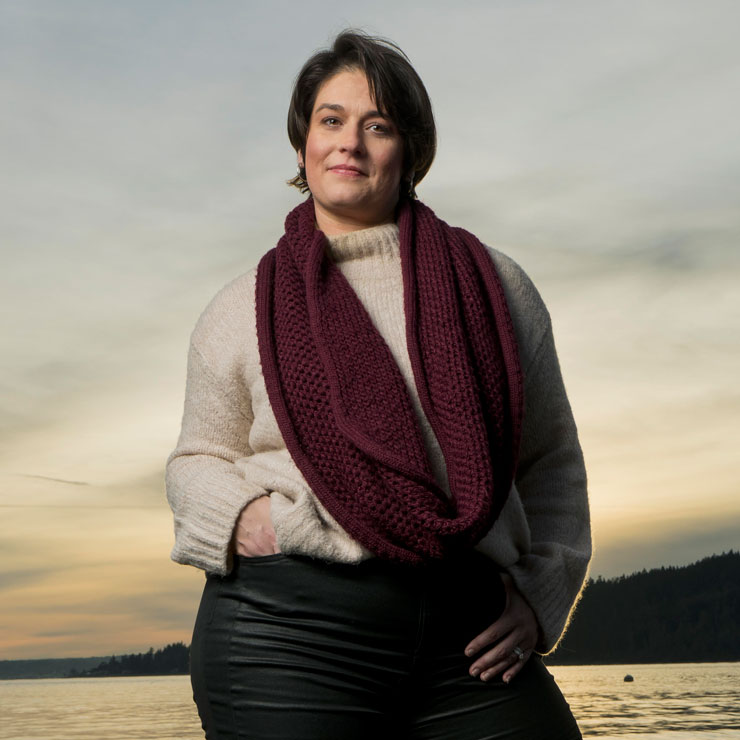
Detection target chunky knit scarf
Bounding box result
[255,198,523,564]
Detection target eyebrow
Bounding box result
[314,103,389,119]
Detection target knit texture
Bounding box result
[255,198,523,564]
[166,221,591,652]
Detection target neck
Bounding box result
[313,201,398,236]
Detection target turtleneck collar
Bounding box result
[324,223,400,264]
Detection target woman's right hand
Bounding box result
[232,496,280,557]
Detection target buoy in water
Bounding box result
[623,674,634,682]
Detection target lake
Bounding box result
[1,663,738,739]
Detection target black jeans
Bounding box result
[190,553,581,740]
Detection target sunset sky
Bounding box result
[2,0,738,660]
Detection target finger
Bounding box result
[469,638,515,677]
[465,601,526,655]
[237,540,278,557]
[469,629,528,675]
[472,644,531,683]
[469,652,509,681]
[501,650,531,683]
[236,537,266,557]
[464,621,513,657]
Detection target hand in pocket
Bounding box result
[232,496,280,557]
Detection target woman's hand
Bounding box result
[232,496,280,557]
[464,573,540,684]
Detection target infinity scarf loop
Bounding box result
[256,198,523,564]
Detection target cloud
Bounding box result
[17,474,89,486]
[592,517,740,579]
[34,629,93,639]
[1,556,203,658]
[0,568,57,592]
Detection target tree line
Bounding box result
[547,551,740,664]
[68,642,189,677]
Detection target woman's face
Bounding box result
[301,68,404,235]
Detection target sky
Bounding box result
[1,0,738,659]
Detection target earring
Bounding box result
[407,171,416,198]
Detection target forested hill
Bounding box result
[0,644,189,680]
[70,642,189,677]
[547,551,740,665]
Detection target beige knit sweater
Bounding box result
[166,223,591,652]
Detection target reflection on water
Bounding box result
[0,675,202,740]
[550,663,740,739]
[0,663,738,739]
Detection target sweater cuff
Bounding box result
[168,461,268,575]
[507,551,589,654]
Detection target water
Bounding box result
[0,675,202,740]
[0,663,738,739]
[550,663,740,739]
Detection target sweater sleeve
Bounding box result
[506,319,592,654]
[166,309,269,575]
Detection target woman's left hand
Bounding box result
[464,573,540,684]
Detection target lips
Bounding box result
[329,164,365,176]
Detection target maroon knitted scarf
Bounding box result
[255,198,523,564]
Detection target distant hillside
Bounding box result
[0,657,108,680]
[73,642,189,677]
[0,644,189,680]
[547,551,740,665]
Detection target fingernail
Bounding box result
[480,672,490,682]
[503,675,511,684]
[465,648,474,657]
[470,668,480,678]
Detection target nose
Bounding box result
[338,124,364,156]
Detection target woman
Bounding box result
[167,30,590,739]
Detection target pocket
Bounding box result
[236,552,287,565]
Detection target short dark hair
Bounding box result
[287,30,436,198]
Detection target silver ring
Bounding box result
[512,646,525,661]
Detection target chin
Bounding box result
[320,193,373,215]
[313,186,398,229]
[323,185,369,207]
